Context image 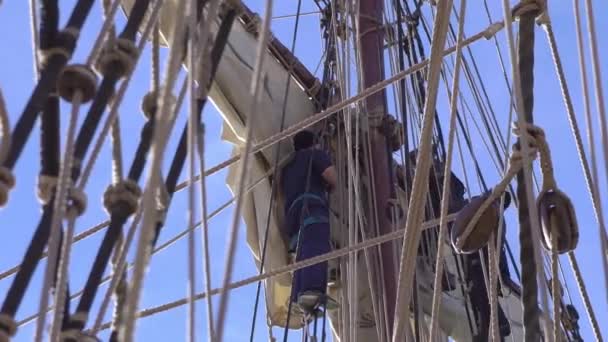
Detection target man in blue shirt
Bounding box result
[280,130,337,312]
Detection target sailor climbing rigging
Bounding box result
[280,130,339,313]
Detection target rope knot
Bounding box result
[141,91,158,120]
[67,187,88,218]
[57,64,98,104]
[103,180,141,216]
[95,38,138,79]
[0,166,15,207]
[0,313,17,337]
[36,174,58,205]
[509,121,543,168]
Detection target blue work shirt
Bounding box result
[280,148,332,236]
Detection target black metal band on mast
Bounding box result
[0,0,152,329]
[515,8,542,341]
[3,0,96,169]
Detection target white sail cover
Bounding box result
[120,1,526,340]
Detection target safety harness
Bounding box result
[287,192,329,253]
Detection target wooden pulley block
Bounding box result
[450,191,510,254]
[536,188,579,254]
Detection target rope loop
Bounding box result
[95,38,138,79]
[103,180,141,217]
[57,64,98,104]
[0,166,15,207]
[36,174,58,205]
[67,187,88,218]
[0,313,17,337]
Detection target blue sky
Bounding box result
[0,0,606,341]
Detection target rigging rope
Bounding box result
[392,0,452,340]
[249,0,303,340]
[428,0,466,339]
[573,0,608,306]
[500,1,551,339]
[540,10,604,340]
[213,0,273,339]
[35,91,82,342]
[93,213,458,332]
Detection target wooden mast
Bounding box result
[357,0,397,336]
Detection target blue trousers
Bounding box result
[290,221,330,303]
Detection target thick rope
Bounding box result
[428,0,466,338]
[186,1,199,340]
[391,2,454,339]
[93,213,458,332]
[488,233,500,341]
[120,0,188,339]
[86,0,122,66]
[214,1,272,339]
[35,91,82,342]
[550,230,561,342]
[567,252,603,340]
[501,1,552,339]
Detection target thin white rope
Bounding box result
[567,252,603,340]
[86,0,122,66]
[120,0,188,339]
[186,1,199,341]
[78,0,165,189]
[499,1,553,338]
[392,1,453,340]
[1,152,274,288]
[488,233,500,342]
[28,0,39,80]
[91,206,143,334]
[49,215,78,341]
[93,213,459,332]
[428,0,466,339]
[582,0,608,228]
[550,231,561,342]
[541,10,605,339]
[573,0,608,306]
[0,89,9,165]
[213,1,273,339]
[196,122,215,342]
[35,91,82,342]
